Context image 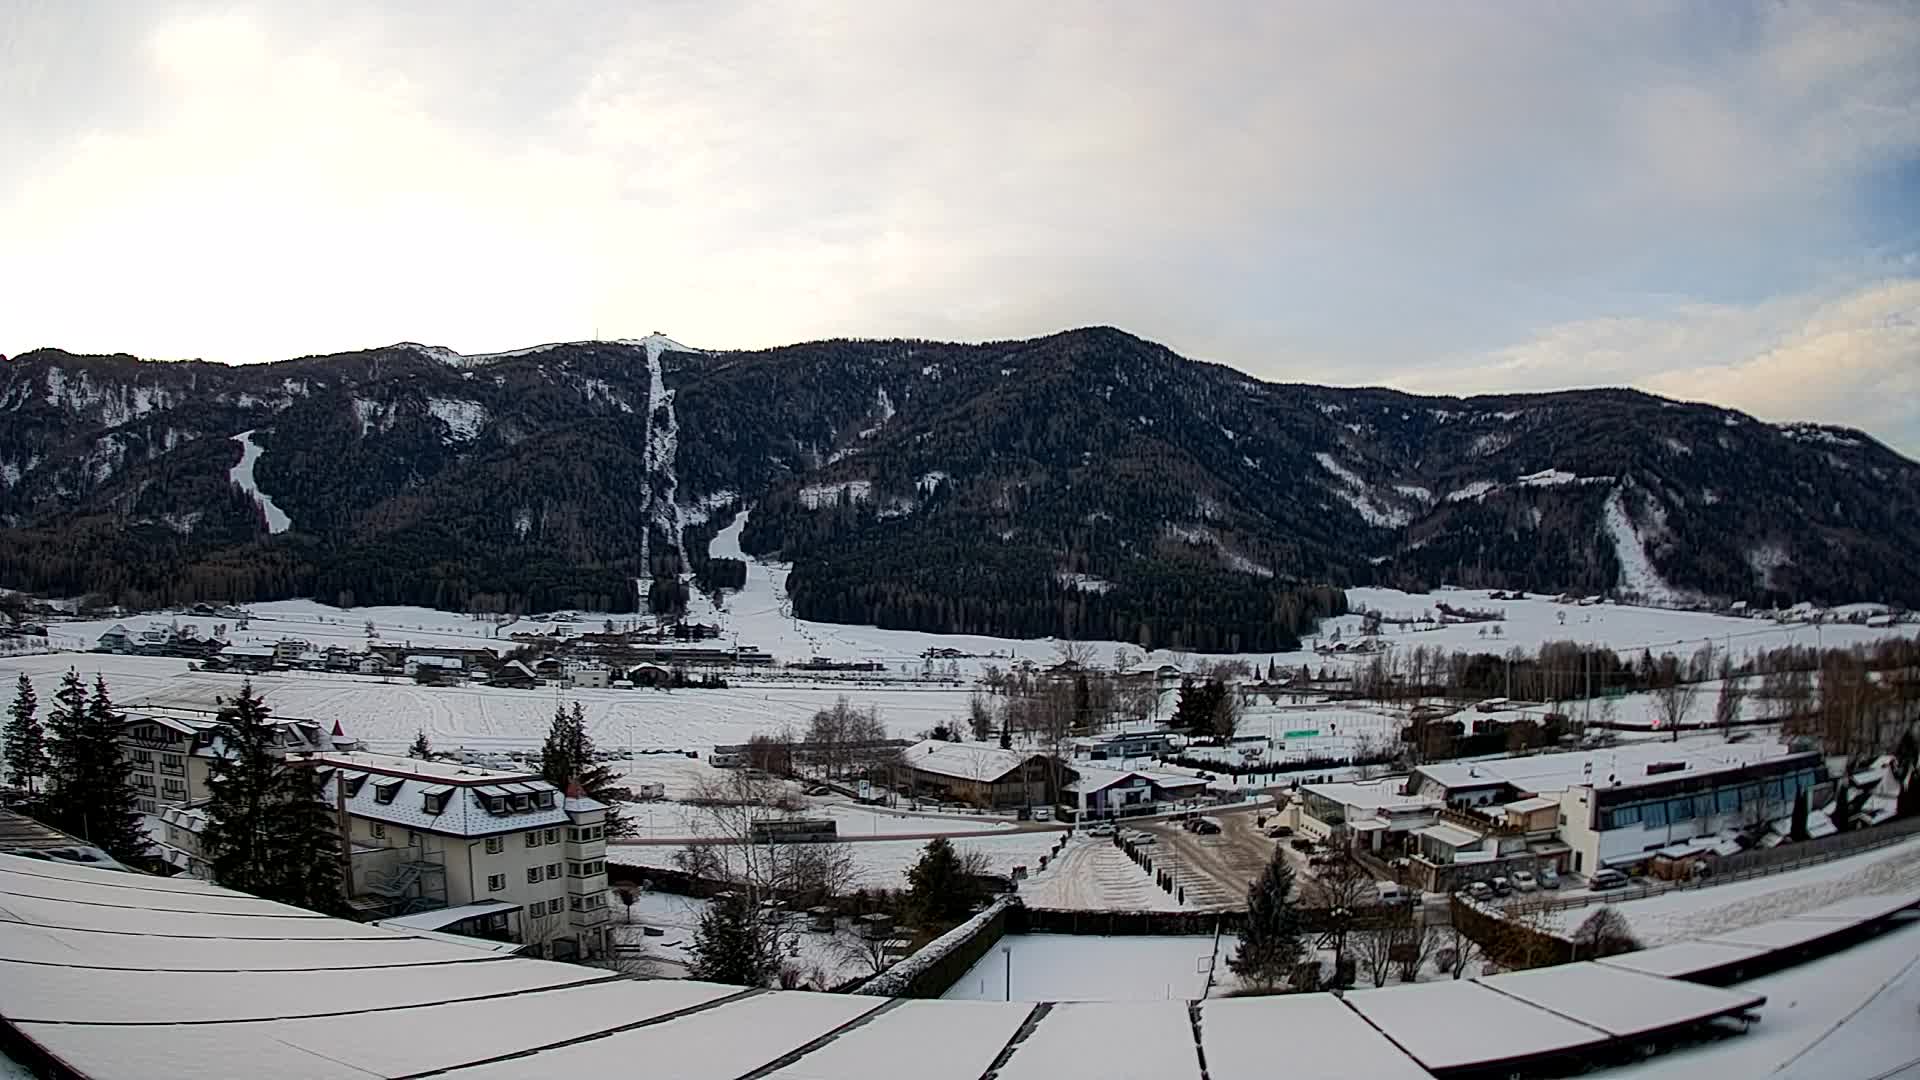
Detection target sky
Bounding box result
[3,2,1918,456]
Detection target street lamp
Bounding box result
[1003,945,1013,1001]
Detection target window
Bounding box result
[544,828,558,844]
[131,750,154,766]
[535,792,555,809]
[486,796,506,813]
[527,868,541,885]
[569,894,584,912]
[1715,788,1739,814]
[546,863,560,880]
[137,799,156,814]
[1643,801,1667,828]
[374,780,401,805]
[161,753,184,769]
[371,823,386,839]
[567,859,604,877]
[343,775,367,797]
[406,831,418,845]
[526,831,541,848]
[512,794,531,811]
[591,825,603,841]
[485,836,504,854]
[423,792,447,815]
[162,779,185,795]
[487,874,505,892]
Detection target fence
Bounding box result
[855,896,1017,998]
[1516,815,1920,916]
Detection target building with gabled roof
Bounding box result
[292,751,611,959]
[900,740,1051,810]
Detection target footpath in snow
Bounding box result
[1018,837,1185,913]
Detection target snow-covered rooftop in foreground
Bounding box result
[3,851,1915,1080]
[1203,995,1430,1080]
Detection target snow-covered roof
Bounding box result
[1301,779,1435,812]
[15,851,1912,1080]
[304,752,568,837]
[1503,795,1559,814]
[1064,766,1207,795]
[1416,741,1812,795]
[1416,822,1482,847]
[901,740,1038,783]
[375,899,519,931]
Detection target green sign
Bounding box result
[1283,729,1320,740]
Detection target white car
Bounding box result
[1087,823,1117,838]
[1512,870,1538,892]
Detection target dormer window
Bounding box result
[511,794,531,811]
[487,796,506,814]
[422,784,451,815]
[343,775,367,797]
[535,792,555,809]
[374,779,402,805]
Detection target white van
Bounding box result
[1375,882,1410,904]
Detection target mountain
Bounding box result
[3,327,1916,651]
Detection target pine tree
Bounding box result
[1789,789,1810,842]
[539,702,628,835]
[200,682,345,912]
[407,730,432,759]
[3,672,47,796]
[998,725,1012,750]
[1229,848,1304,992]
[40,672,144,861]
[687,892,774,986]
[905,836,974,924]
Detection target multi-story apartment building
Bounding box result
[300,752,612,960]
[119,709,344,814]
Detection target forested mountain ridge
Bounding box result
[2,327,1916,650]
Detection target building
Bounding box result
[1064,766,1208,820]
[1070,730,1175,762]
[94,624,134,653]
[1412,742,1826,876]
[1292,780,1441,852]
[119,709,343,814]
[900,740,1051,810]
[299,751,612,959]
[568,663,611,690]
[405,654,464,677]
[152,803,214,879]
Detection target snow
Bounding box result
[0,889,391,939]
[0,922,510,971]
[762,999,1031,1080]
[0,950,599,1026]
[227,430,292,534]
[1477,962,1763,1038]
[640,334,684,570]
[1393,484,1434,503]
[798,480,873,508]
[994,1001,1200,1079]
[1517,468,1611,488]
[1445,480,1500,502]
[450,990,883,1080]
[426,396,488,441]
[1748,542,1793,588]
[612,890,903,988]
[1202,995,1430,1080]
[351,396,388,435]
[1343,978,1611,1072]
[1056,572,1115,594]
[1017,837,1187,912]
[1605,918,1920,1080]
[1315,452,1413,528]
[942,933,1218,1002]
[1602,487,1683,604]
[1595,940,1769,980]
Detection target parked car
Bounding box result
[1465,881,1494,901]
[1290,838,1316,853]
[803,785,831,796]
[1511,870,1538,892]
[1087,823,1117,838]
[1537,866,1561,889]
[1375,882,1410,904]
[1490,876,1513,897]
[1589,868,1630,890]
[1030,806,1053,822]
[1191,817,1222,835]
[1124,830,1156,846]
[1265,825,1293,839]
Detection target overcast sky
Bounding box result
[4,2,1917,454]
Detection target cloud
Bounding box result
[1390,279,1920,457]
[0,2,1917,453]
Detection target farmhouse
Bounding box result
[900,740,1051,810]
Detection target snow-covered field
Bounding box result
[608,831,1065,893]
[0,652,976,753]
[942,932,1220,1002]
[1542,835,1920,946]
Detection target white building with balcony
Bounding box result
[299,751,611,959]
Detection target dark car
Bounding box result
[1589,868,1630,890]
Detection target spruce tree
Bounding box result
[4,672,47,796]
[539,702,627,835]
[1230,848,1304,992]
[905,836,974,924]
[407,730,433,759]
[41,672,144,861]
[687,892,774,986]
[200,683,345,912]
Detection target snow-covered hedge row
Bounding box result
[856,895,1017,998]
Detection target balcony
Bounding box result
[571,906,611,927]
